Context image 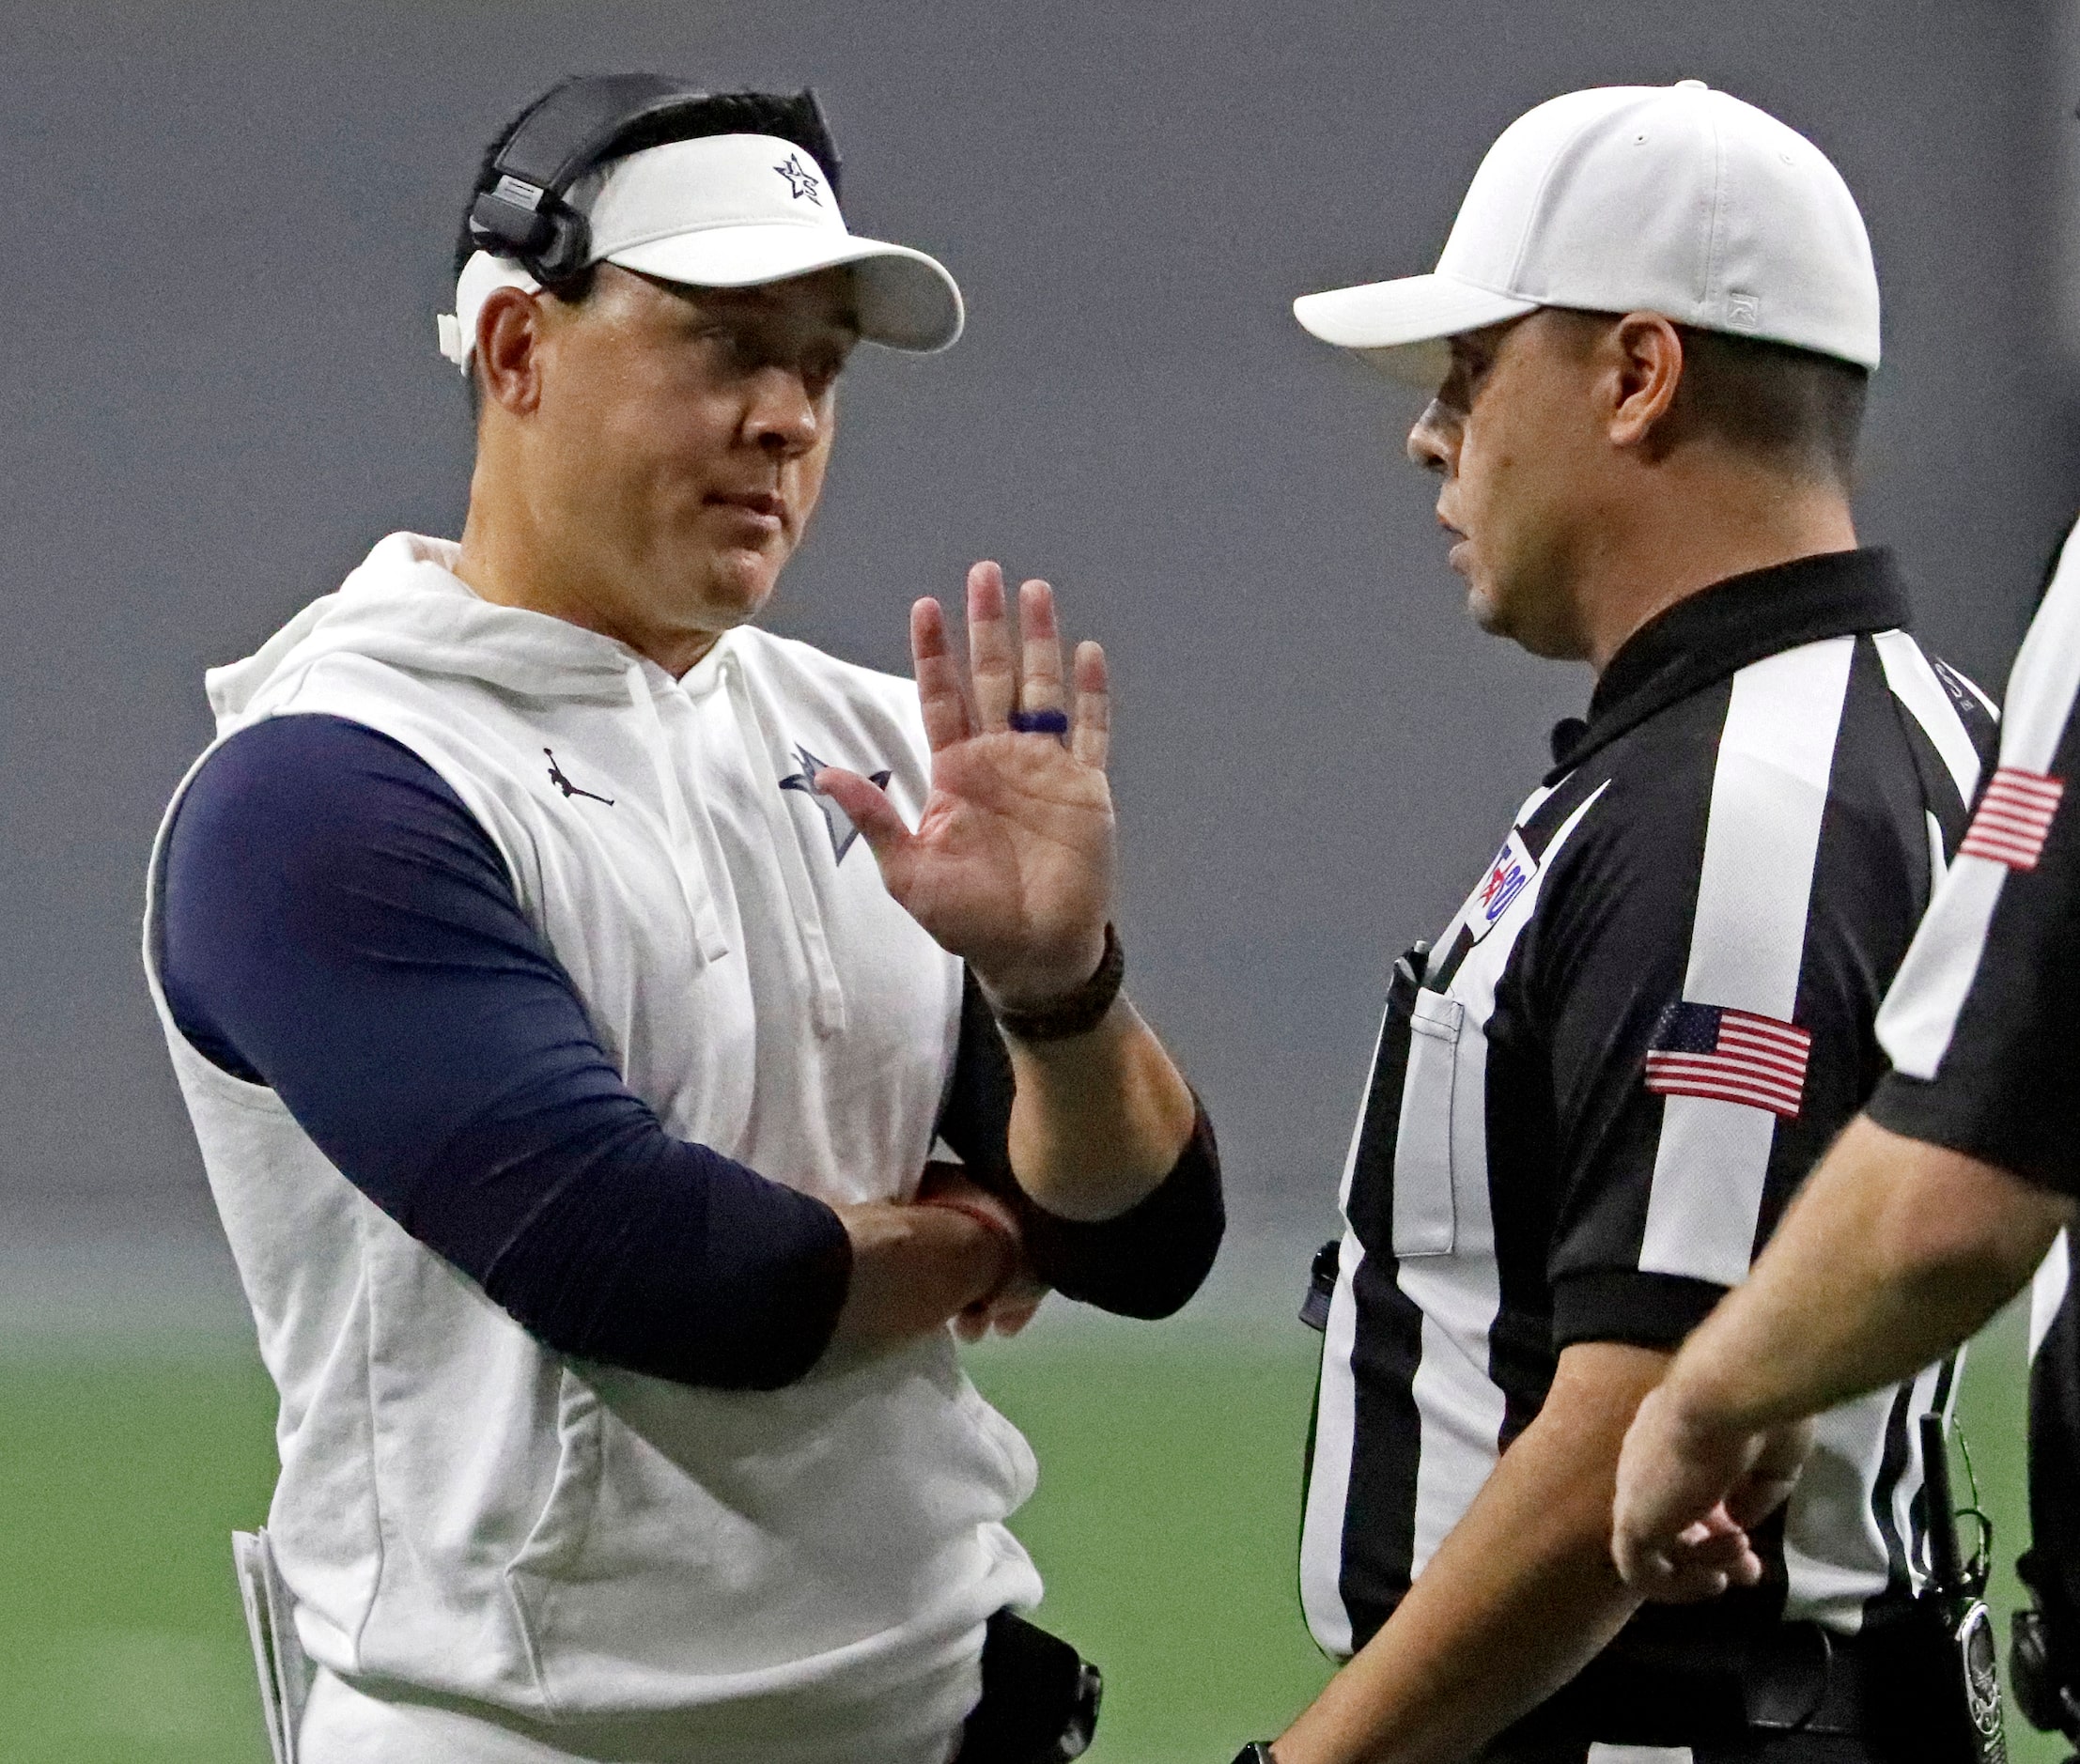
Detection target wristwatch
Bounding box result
[1229,1746,1278,1764]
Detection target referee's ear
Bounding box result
[475,286,550,420]
[1603,313,1685,453]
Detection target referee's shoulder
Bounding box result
[1561,628,1987,871]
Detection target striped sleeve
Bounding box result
[1869,527,2080,1194]
[1544,635,1961,1349]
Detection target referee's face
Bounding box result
[503,263,858,648]
[1407,311,1608,659]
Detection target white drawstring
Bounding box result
[623,663,731,965]
[724,652,847,1037]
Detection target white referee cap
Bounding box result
[1294,81,1880,383]
[438,132,964,370]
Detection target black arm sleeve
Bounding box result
[934,970,1223,1319]
[157,713,851,1390]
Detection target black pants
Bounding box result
[1482,1736,1885,1763]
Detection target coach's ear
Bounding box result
[476,286,550,417]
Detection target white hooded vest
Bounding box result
[142,534,1042,1752]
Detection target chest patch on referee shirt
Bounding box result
[1466,828,1535,945]
[1644,1001,1811,1119]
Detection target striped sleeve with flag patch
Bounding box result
[1555,623,1991,1320]
[1644,1001,1811,1118]
[1873,520,2080,1194]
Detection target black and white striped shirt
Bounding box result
[1870,519,2080,1189]
[1303,549,1999,1667]
[1867,521,2080,1657]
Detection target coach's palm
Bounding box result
[816,563,1115,1008]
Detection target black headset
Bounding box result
[467,74,842,286]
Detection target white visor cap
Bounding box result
[437,132,963,370]
[1293,82,1880,385]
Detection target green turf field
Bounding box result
[0,1305,2059,1763]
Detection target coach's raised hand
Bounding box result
[815,561,1114,1010]
[821,561,1199,1231]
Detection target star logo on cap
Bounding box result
[781,745,890,863]
[773,153,823,205]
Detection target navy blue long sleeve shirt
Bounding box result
[159,714,1220,1389]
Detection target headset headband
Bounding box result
[467,75,842,285]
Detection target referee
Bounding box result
[1611,518,2080,1739]
[1238,84,1997,1764]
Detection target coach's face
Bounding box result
[483,263,858,655]
[1405,310,1611,660]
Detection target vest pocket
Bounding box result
[1390,990,1463,1257]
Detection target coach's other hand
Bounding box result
[815,561,1112,1010]
[830,1171,1022,1354]
[1612,1387,1813,1602]
[916,1160,1049,1340]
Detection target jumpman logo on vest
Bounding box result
[544,749,614,806]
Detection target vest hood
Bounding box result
[208,533,659,727]
[208,531,866,1025]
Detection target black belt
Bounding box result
[1498,1617,1954,1750]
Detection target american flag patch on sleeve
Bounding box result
[1959,767,2065,871]
[1643,1001,1811,1119]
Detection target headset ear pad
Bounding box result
[467,181,588,284]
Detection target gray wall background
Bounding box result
[4,0,2075,1261]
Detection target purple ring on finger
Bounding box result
[1008,707,1070,737]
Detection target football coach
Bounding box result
[141,75,1222,1763]
[1233,83,1997,1764]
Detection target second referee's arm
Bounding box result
[1613,1123,2067,1603]
[1616,541,2080,1598]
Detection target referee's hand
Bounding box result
[815,561,1114,1012]
[1612,1385,1812,1602]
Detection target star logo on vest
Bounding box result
[773,153,823,205]
[544,749,613,806]
[780,745,890,863]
